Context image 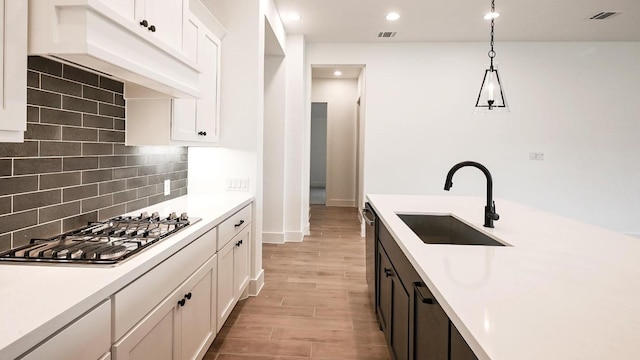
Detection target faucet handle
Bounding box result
[489,201,500,220]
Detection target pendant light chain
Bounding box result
[488,0,496,70]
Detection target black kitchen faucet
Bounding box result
[444,161,500,228]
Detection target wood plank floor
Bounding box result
[204,205,390,360]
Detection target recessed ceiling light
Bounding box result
[334,71,343,76]
[287,13,301,21]
[483,12,500,20]
[386,12,400,21]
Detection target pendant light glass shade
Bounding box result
[474,66,509,113]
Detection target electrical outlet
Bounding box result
[164,179,171,195]
[227,178,249,191]
[529,152,545,161]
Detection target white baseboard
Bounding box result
[326,199,356,207]
[285,231,304,242]
[262,232,285,244]
[248,269,264,296]
[303,222,310,235]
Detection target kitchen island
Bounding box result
[0,193,255,360]
[368,194,640,360]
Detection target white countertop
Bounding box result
[0,193,253,360]
[368,194,640,360]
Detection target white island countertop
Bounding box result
[368,194,640,360]
[0,193,253,360]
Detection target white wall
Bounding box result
[263,53,286,243]
[189,0,286,292]
[283,35,307,240]
[310,103,327,187]
[307,42,640,235]
[311,78,359,207]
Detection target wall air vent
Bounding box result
[377,31,397,38]
[589,11,620,20]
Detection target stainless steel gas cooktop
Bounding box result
[0,212,200,265]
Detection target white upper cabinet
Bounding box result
[126,10,224,146]
[0,0,27,143]
[141,0,184,52]
[171,27,220,144]
[28,0,200,98]
[102,0,184,52]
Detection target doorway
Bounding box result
[310,102,328,205]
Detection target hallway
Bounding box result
[205,206,390,359]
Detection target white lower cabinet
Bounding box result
[113,255,217,360]
[217,227,251,331]
[22,300,111,360]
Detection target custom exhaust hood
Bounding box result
[28,0,201,98]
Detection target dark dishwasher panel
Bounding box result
[364,202,377,308]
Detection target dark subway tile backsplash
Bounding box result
[0,56,188,250]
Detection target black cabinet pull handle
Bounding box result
[178,298,186,307]
[240,239,243,245]
[139,19,148,28]
[384,268,393,277]
[234,220,245,227]
[185,292,192,300]
[235,241,240,247]
[414,282,434,304]
[198,131,207,136]
[148,25,156,32]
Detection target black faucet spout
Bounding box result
[443,161,499,228]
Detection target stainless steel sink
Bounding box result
[397,214,507,246]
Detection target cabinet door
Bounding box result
[172,26,220,144]
[143,0,183,51]
[217,239,236,332]
[180,256,216,360]
[234,229,250,297]
[390,272,409,360]
[377,244,392,334]
[0,0,27,142]
[450,323,479,360]
[113,294,179,360]
[412,282,448,360]
[99,0,137,21]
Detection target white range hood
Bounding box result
[28,0,201,98]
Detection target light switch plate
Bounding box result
[164,179,170,195]
[226,178,249,191]
[529,152,545,161]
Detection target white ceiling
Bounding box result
[273,0,640,42]
[311,66,362,79]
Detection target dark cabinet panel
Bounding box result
[377,244,392,334]
[413,282,449,360]
[376,220,479,360]
[450,323,479,360]
[391,273,409,360]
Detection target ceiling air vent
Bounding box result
[377,31,397,38]
[589,11,620,20]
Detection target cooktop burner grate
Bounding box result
[0,211,200,265]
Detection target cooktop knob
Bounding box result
[180,212,188,221]
[169,212,177,220]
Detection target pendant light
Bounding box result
[475,0,509,113]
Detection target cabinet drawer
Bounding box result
[218,205,251,250]
[113,228,216,340]
[22,300,110,360]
